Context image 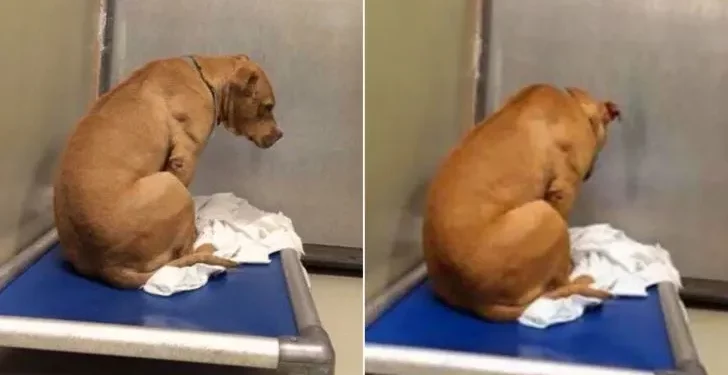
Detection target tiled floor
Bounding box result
[309,274,363,375]
[687,308,728,375]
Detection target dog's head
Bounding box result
[565,87,621,180]
[223,57,282,149]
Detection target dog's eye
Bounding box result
[259,102,275,117]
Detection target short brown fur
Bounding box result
[53,55,283,288]
[423,84,620,320]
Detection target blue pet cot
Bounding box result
[0,230,334,374]
[365,263,706,375]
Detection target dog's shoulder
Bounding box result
[91,58,194,110]
[502,84,564,107]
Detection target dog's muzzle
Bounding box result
[261,129,283,148]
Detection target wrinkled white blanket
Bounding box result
[519,224,682,329]
[143,193,308,296]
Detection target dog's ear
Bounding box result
[234,54,251,62]
[230,60,259,97]
[603,101,621,124]
[566,87,620,126]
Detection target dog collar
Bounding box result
[184,55,220,128]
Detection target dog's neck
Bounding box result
[184,55,222,128]
[185,55,248,129]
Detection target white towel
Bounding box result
[518,224,682,329]
[143,192,309,296]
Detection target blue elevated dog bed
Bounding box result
[365,264,706,375]
[0,230,333,374]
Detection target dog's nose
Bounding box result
[262,130,283,147]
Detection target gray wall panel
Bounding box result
[0,0,99,264]
[486,0,728,281]
[108,0,363,248]
[365,0,480,298]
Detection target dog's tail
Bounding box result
[543,276,611,300]
[474,277,610,322]
[165,252,238,268]
[165,243,238,268]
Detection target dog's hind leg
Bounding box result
[472,285,548,321]
[542,235,611,301]
[101,172,232,287]
[474,303,530,321]
[474,276,610,321]
[101,266,155,289]
[446,200,610,321]
[432,200,571,321]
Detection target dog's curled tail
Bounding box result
[474,277,610,322]
[543,278,611,300]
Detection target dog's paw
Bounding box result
[167,157,186,172]
[545,189,564,202]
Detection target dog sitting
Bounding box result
[53,54,283,289]
[423,84,621,320]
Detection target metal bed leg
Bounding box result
[657,283,707,375]
[279,249,335,374]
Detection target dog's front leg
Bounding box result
[545,181,574,218]
[166,132,198,187]
[545,163,580,218]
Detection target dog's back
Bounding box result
[425,84,570,224]
[53,59,196,280]
[423,84,609,320]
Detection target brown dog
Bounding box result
[423,84,621,321]
[53,54,282,289]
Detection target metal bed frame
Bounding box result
[0,229,335,375]
[365,262,706,375]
